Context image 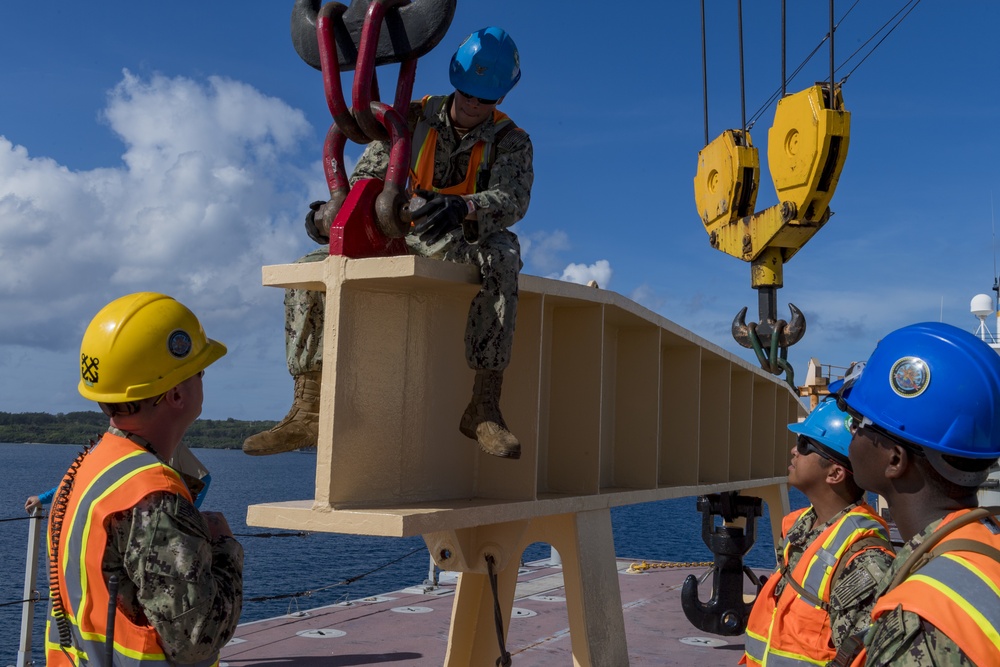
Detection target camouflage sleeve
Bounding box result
[114,492,244,662]
[348,101,422,186]
[828,546,895,649]
[467,130,534,239]
[348,139,392,185]
[863,605,976,666]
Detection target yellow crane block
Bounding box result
[696,85,851,286]
[767,83,850,222]
[694,129,759,233]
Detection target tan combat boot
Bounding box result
[459,369,521,459]
[242,371,321,456]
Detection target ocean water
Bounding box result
[0,442,794,663]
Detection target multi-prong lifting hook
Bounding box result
[732,287,805,388]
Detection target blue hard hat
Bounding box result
[449,27,521,102]
[842,322,1000,459]
[788,397,853,464]
[827,361,865,404]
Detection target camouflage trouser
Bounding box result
[285,229,521,376]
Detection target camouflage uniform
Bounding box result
[102,429,244,662]
[286,94,533,376]
[859,517,975,667]
[773,502,895,650]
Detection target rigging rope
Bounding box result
[737,0,747,131]
[700,0,709,146]
[243,545,427,603]
[486,555,513,667]
[0,514,46,523]
[746,0,920,131]
[836,0,922,84]
[0,591,43,608]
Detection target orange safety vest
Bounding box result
[849,509,1000,667]
[742,503,890,667]
[45,432,217,667]
[408,94,513,196]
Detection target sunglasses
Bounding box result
[796,435,854,472]
[852,416,926,458]
[455,89,498,105]
[796,435,830,459]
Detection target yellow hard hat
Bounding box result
[78,292,227,403]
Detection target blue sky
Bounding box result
[1,1,999,421]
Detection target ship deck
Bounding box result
[221,558,756,666]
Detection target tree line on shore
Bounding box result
[0,411,278,449]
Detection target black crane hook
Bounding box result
[681,493,765,636]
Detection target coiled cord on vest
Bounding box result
[48,442,93,647]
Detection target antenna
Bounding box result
[972,293,994,343]
[993,191,998,312]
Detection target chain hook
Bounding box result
[732,296,804,389]
[310,0,444,247]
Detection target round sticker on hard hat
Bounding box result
[167,330,193,359]
[889,357,930,398]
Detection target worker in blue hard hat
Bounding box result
[246,27,532,461]
[828,322,1000,667]
[742,398,894,667]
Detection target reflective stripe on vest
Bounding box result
[744,627,831,667]
[408,95,511,195]
[46,434,217,667]
[743,628,767,666]
[755,649,829,667]
[743,504,889,667]
[798,513,889,606]
[868,511,1000,667]
[909,554,1000,649]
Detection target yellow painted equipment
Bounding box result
[695,83,851,383]
[768,84,850,222]
[699,85,850,281]
[694,129,759,233]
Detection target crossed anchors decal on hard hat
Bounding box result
[81,354,99,386]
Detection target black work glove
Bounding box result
[304,200,330,245]
[411,189,466,245]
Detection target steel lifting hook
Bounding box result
[732,288,805,387]
[680,493,765,636]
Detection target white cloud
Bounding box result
[555,259,612,288]
[0,70,325,418]
[520,230,613,288]
[520,229,570,274]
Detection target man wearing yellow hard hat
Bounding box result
[46,292,243,666]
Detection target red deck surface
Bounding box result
[221,559,753,666]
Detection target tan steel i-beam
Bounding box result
[247,254,805,664]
